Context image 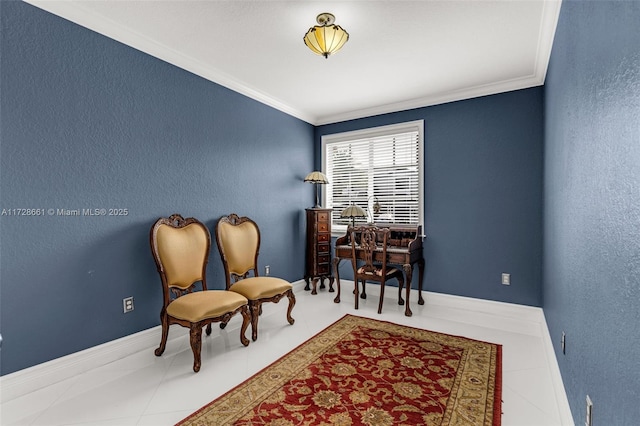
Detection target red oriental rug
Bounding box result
[178,314,502,425]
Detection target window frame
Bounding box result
[321,120,424,236]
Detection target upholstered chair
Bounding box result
[150,214,250,372]
[215,214,295,341]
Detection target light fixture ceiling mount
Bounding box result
[303,13,349,59]
[315,12,335,26]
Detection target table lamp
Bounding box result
[340,204,366,227]
[304,171,329,208]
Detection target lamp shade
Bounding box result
[304,171,329,184]
[304,13,349,59]
[340,205,366,219]
[341,204,366,227]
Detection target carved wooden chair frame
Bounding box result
[215,213,295,341]
[350,225,405,314]
[150,214,250,372]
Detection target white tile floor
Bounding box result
[1,281,572,425]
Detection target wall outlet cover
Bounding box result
[501,273,511,285]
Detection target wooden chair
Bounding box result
[150,214,250,372]
[350,225,405,314]
[215,214,295,341]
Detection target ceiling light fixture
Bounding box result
[303,13,349,59]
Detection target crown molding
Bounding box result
[25,0,561,127]
[24,0,316,124]
[313,0,561,125]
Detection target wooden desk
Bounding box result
[332,224,425,316]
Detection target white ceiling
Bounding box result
[25,0,561,125]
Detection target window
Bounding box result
[321,120,424,234]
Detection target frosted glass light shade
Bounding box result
[303,13,349,59]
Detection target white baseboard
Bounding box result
[422,290,544,319]
[0,279,307,404]
[0,325,165,404]
[540,312,575,425]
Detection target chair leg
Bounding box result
[189,324,203,372]
[354,280,360,310]
[239,305,251,346]
[333,258,341,303]
[398,279,405,305]
[249,301,260,341]
[155,310,169,356]
[205,323,212,336]
[378,280,386,314]
[286,289,296,325]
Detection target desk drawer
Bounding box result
[317,233,330,243]
[318,243,330,254]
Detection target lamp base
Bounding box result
[314,184,321,209]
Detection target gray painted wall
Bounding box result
[317,89,544,308]
[543,1,640,424]
[0,1,313,375]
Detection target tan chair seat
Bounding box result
[229,277,293,300]
[167,290,248,323]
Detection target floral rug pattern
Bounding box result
[178,314,501,426]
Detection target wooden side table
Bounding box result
[304,208,334,294]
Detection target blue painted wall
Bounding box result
[0,2,314,375]
[1,1,545,376]
[317,88,544,308]
[543,1,640,424]
[7,2,635,420]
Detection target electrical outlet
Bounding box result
[501,273,510,285]
[265,265,270,276]
[561,331,566,354]
[585,395,593,426]
[123,297,134,313]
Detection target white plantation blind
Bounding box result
[322,120,424,234]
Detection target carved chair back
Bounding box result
[215,213,261,289]
[350,225,391,279]
[150,214,210,305]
